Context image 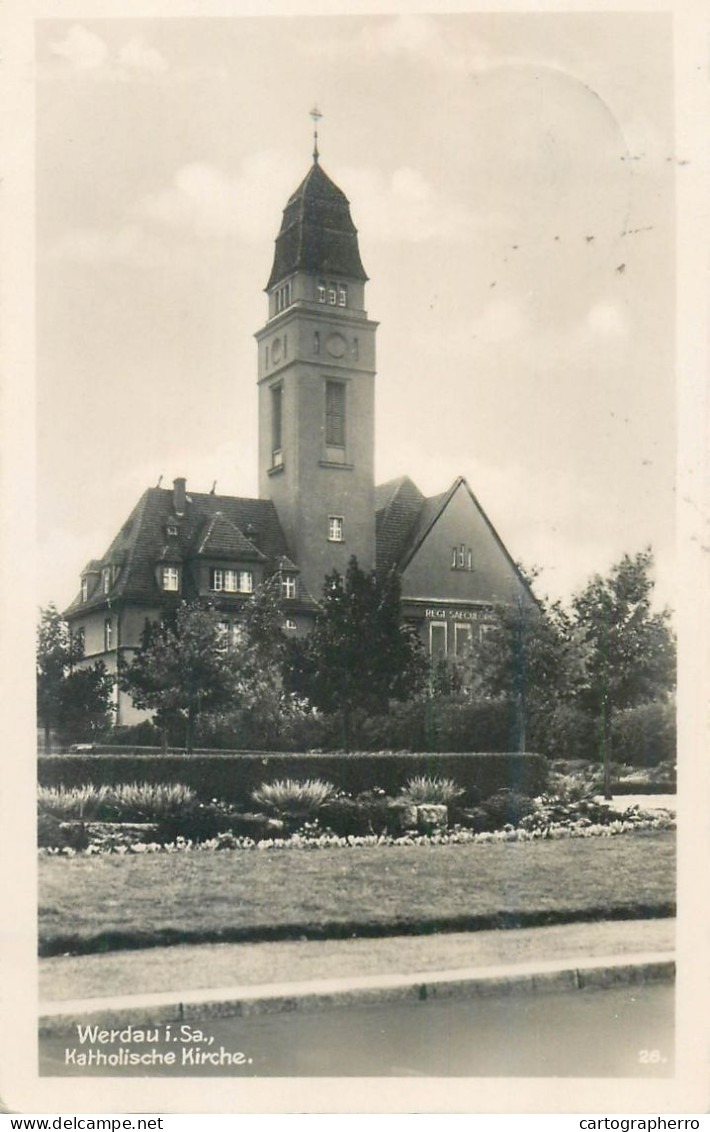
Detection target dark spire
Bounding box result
[310,105,322,165]
[266,162,368,290]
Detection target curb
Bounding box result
[39,951,675,1036]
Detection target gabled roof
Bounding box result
[375,475,426,576]
[64,488,290,615]
[266,162,368,290]
[375,473,534,603]
[196,511,267,562]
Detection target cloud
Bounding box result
[305,15,494,75]
[339,164,495,244]
[117,35,168,75]
[50,25,108,71]
[136,154,295,242]
[47,25,168,79]
[47,224,166,269]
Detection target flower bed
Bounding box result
[39,806,675,856]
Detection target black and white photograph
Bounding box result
[2,0,709,1116]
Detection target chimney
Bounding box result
[173,477,186,516]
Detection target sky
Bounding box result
[35,12,677,613]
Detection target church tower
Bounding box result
[256,135,377,602]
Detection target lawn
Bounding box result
[38,830,675,956]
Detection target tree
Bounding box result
[466,581,585,752]
[206,578,295,749]
[36,604,114,750]
[571,549,676,798]
[55,664,116,745]
[119,601,245,753]
[286,557,427,748]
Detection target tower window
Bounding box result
[325,380,346,448]
[101,567,111,594]
[80,577,88,603]
[104,618,113,652]
[338,286,347,307]
[328,516,344,542]
[271,384,283,465]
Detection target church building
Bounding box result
[64,139,533,725]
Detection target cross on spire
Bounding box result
[310,105,322,164]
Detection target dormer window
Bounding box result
[101,567,111,594]
[210,567,252,594]
[167,523,178,538]
[281,574,297,600]
[80,577,88,603]
[162,566,179,592]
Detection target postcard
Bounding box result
[1,0,708,1117]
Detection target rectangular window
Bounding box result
[429,621,447,660]
[455,623,473,657]
[325,380,346,448]
[328,516,344,542]
[162,566,179,592]
[271,384,282,464]
[80,577,88,603]
[328,285,337,305]
[281,575,296,600]
[224,569,238,593]
[238,571,253,593]
[317,282,326,303]
[217,620,229,646]
[104,618,113,651]
[458,544,466,569]
[284,618,297,631]
[73,628,85,657]
[101,567,111,594]
[451,547,457,569]
[210,568,224,592]
[467,550,473,571]
[338,286,347,307]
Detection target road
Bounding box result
[40,982,673,1078]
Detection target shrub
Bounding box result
[528,704,597,762]
[481,788,535,829]
[107,721,165,748]
[38,751,548,806]
[399,775,464,806]
[251,778,335,819]
[38,782,198,823]
[612,701,676,768]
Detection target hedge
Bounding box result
[37,750,548,807]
